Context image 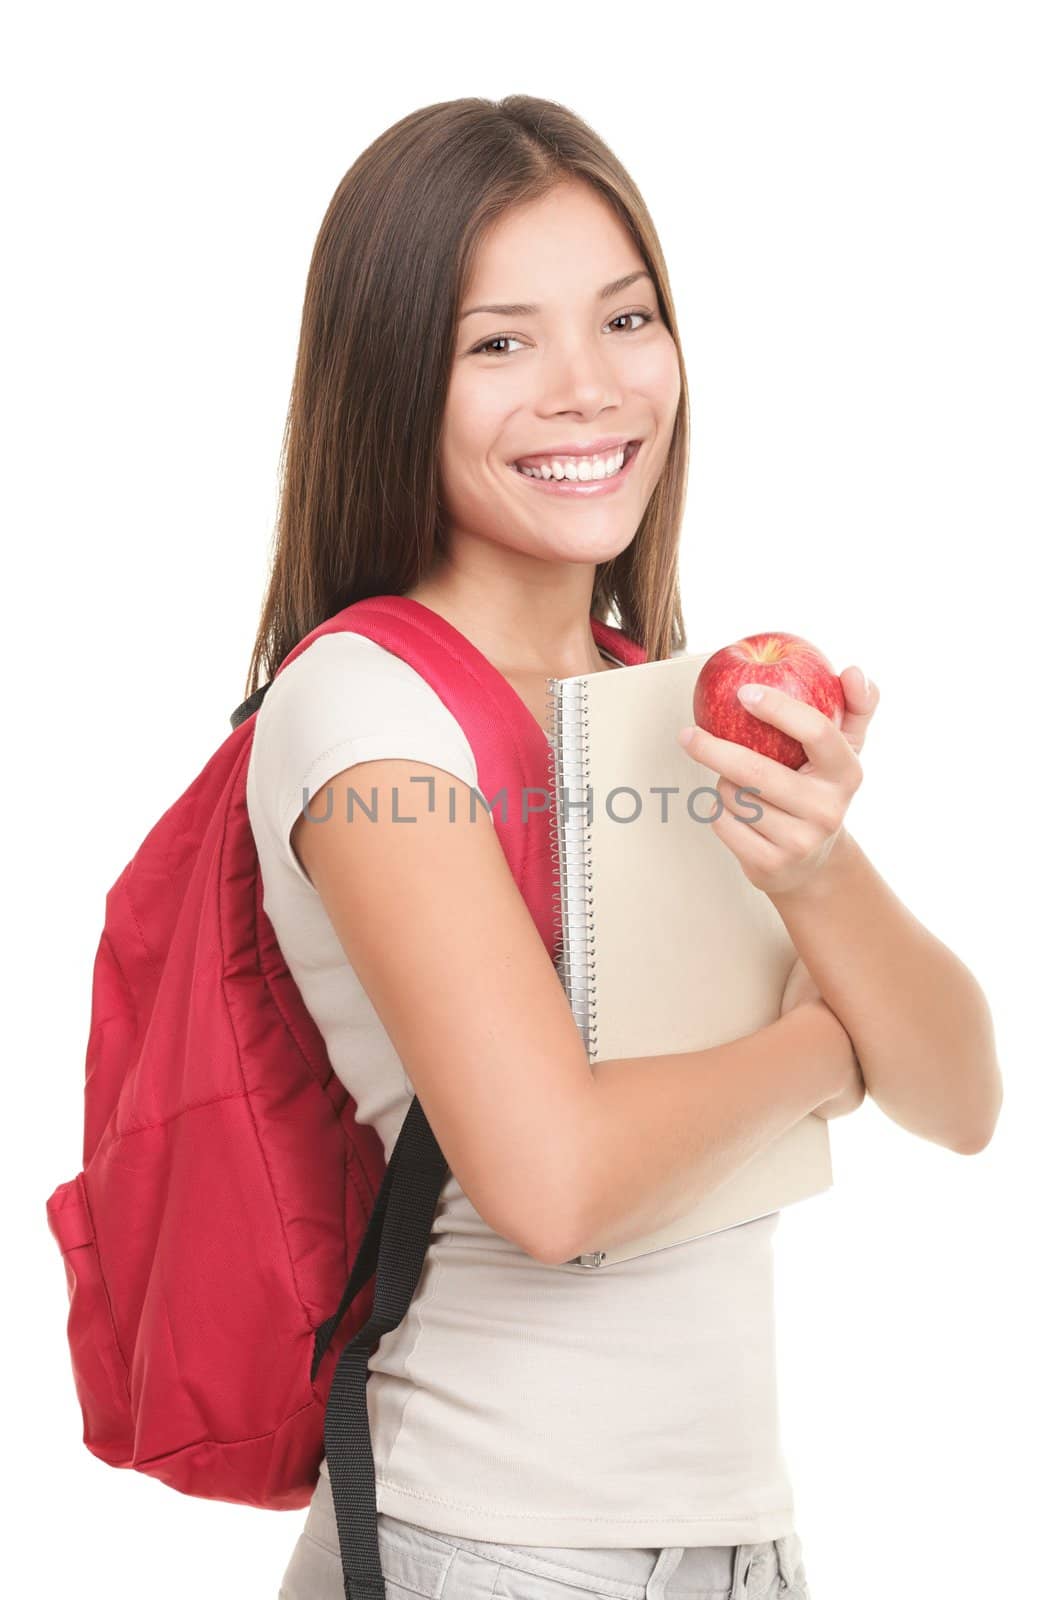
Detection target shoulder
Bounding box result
[254,630,477,755]
[259,629,455,711]
[247,630,480,885]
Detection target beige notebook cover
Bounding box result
[546,650,833,1270]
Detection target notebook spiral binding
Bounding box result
[546,674,607,1270]
[545,674,598,1060]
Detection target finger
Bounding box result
[706,785,785,883]
[834,665,878,755]
[678,720,835,822]
[726,681,855,780]
[716,776,823,857]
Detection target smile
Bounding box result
[507,440,642,497]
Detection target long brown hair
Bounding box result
[241,95,690,702]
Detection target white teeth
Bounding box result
[515,447,628,481]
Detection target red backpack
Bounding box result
[46,592,645,1596]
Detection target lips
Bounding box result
[510,438,639,470]
[507,438,644,495]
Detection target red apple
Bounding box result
[692,632,845,770]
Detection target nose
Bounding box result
[537,331,622,420]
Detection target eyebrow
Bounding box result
[459,269,653,321]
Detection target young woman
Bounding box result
[243,96,1003,1600]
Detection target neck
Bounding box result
[403,566,612,679]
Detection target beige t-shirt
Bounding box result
[246,628,795,1548]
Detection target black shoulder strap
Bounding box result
[229,682,271,731]
[312,1095,450,1600]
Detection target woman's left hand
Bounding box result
[676,665,879,898]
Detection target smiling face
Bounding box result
[438,180,681,571]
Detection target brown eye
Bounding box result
[606,311,654,334]
[469,334,527,357]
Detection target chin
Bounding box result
[539,525,639,565]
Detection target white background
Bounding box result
[7,4,1055,1597]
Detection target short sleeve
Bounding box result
[247,631,483,892]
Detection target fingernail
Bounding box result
[738,683,765,705]
[677,726,696,748]
[859,668,871,695]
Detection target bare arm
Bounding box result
[768,830,1004,1153]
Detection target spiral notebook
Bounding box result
[545,649,833,1269]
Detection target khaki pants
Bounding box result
[278,1467,812,1599]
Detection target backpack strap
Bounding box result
[317,1097,449,1600]
[229,682,268,729]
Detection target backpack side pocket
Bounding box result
[46,1171,133,1462]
